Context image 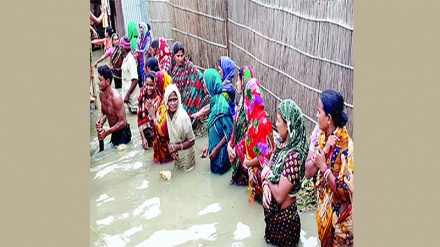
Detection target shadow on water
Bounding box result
[90,49,319,247]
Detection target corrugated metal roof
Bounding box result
[121,0,149,32]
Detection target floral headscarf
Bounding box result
[268,99,308,187]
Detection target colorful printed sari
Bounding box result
[151,71,174,164]
[136,22,152,84]
[264,99,308,247]
[204,69,233,175]
[230,66,254,186]
[157,37,172,73]
[170,59,211,116]
[110,44,123,81]
[243,78,274,203]
[137,75,159,148]
[313,126,354,247]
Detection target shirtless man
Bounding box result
[95,65,132,147]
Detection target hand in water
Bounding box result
[200,145,208,158]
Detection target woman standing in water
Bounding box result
[305,89,354,247]
[169,41,210,118]
[242,78,274,203]
[200,69,233,175]
[137,71,157,150]
[163,84,196,171]
[218,56,236,116]
[146,71,174,164]
[260,99,307,247]
[228,66,254,186]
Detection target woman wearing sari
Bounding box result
[200,69,233,175]
[218,56,236,116]
[127,21,139,52]
[146,71,174,164]
[137,71,157,150]
[169,41,210,118]
[242,78,274,203]
[93,33,123,88]
[150,37,172,73]
[227,66,254,186]
[260,99,308,247]
[163,84,196,171]
[305,89,354,247]
[136,22,152,86]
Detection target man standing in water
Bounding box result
[120,36,140,114]
[96,65,132,147]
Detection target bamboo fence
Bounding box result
[147,0,354,137]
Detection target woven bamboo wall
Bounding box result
[162,0,354,137]
[168,0,228,70]
[146,0,173,41]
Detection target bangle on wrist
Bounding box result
[262,180,269,188]
[248,166,253,173]
[180,142,183,150]
[324,169,331,181]
[171,144,176,152]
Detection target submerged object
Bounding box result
[159,170,171,180]
[117,144,126,151]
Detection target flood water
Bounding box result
[90,49,320,247]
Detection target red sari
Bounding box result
[242,78,274,203]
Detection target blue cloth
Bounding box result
[204,69,233,175]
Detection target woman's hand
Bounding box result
[344,169,354,194]
[141,135,149,150]
[313,147,327,172]
[323,135,340,154]
[146,100,156,119]
[227,142,236,162]
[209,146,219,160]
[171,151,179,160]
[262,183,272,209]
[248,168,258,186]
[200,145,208,158]
[261,166,271,181]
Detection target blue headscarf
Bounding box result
[219,56,235,82]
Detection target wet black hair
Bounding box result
[151,39,159,49]
[320,90,348,127]
[98,65,113,83]
[146,57,160,72]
